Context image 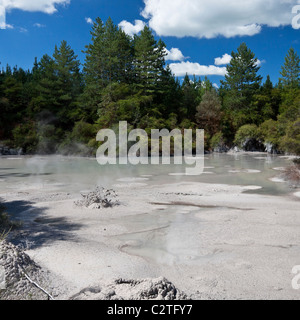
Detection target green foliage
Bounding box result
[12,120,38,153]
[279,118,300,155]
[220,43,263,130]
[234,124,260,148]
[58,121,97,156]
[0,204,21,238]
[280,47,300,89]
[133,26,167,95]
[258,119,280,147]
[211,132,225,149]
[221,43,262,100]
[195,90,222,137]
[0,18,300,156]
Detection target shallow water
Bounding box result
[115,205,230,266]
[0,153,294,196]
[0,153,298,266]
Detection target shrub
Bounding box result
[210,132,228,152]
[70,121,97,144]
[282,165,300,186]
[234,124,259,147]
[211,132,224,148]
[12,120,38,154]
[279,118,300,156]
[293,158,300,167]
[57,121,97,156]
[258,119,280,146]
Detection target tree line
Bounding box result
[0,17,299,155]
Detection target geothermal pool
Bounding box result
[0,153,294,196]
[1,153,300,299]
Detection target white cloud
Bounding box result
[165,48,186,61]
[0,21,13,29]
[215,54,232,65]
[169,61,227,77]
[0,0,70,29]
[19,26,28,33]
[118,19,146,37]
[169,51,265,77]
[33,23,45,28]
[215,53,264,67]
[85,17,93,25]
[255,59,265,67]
[141,0,300,38]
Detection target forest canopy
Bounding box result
[0,17,300,155]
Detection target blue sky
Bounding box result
[1,0,300,87]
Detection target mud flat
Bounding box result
[1,177,300,300]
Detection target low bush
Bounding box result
[279,118,300,156]
[234,124,264,151]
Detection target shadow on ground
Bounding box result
[1,198,82,250]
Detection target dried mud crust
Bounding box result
[74,187,120,209]
[0,240,56,300]
[70,277,189,300]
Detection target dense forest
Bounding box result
[0,17,299,156]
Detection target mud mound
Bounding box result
[75,187,120,209]
[0,240,54,300]
[70,277,189,300]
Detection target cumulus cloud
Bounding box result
[165,48,186,61]
[215,54,232,65]
[85,17,93,25]
[169,61,227,77]
[215,53,264,66]
[141,0,300,38]
[0,0,70,29]
[169,51,265,77]
[118,19,146,37]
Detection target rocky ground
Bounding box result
[70,277,188,300]
[0,240,56,300]
[0,239,189,300]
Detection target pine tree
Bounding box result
[133,26,167,94]
[34,54,57,114]
[180,74,205,121]
[52,40,82,127]
[156,65,182,120]
[252,75,280,123]
[81,17,133,122]
[0,69,26,138]
[221,43,262,102]
[262,75,273,94]
[280,47,300,89]
[220,43,262,129]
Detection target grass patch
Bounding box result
[0,203,21,240]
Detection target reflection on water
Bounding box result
[0,153,295,196]
[115,205,222,266]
